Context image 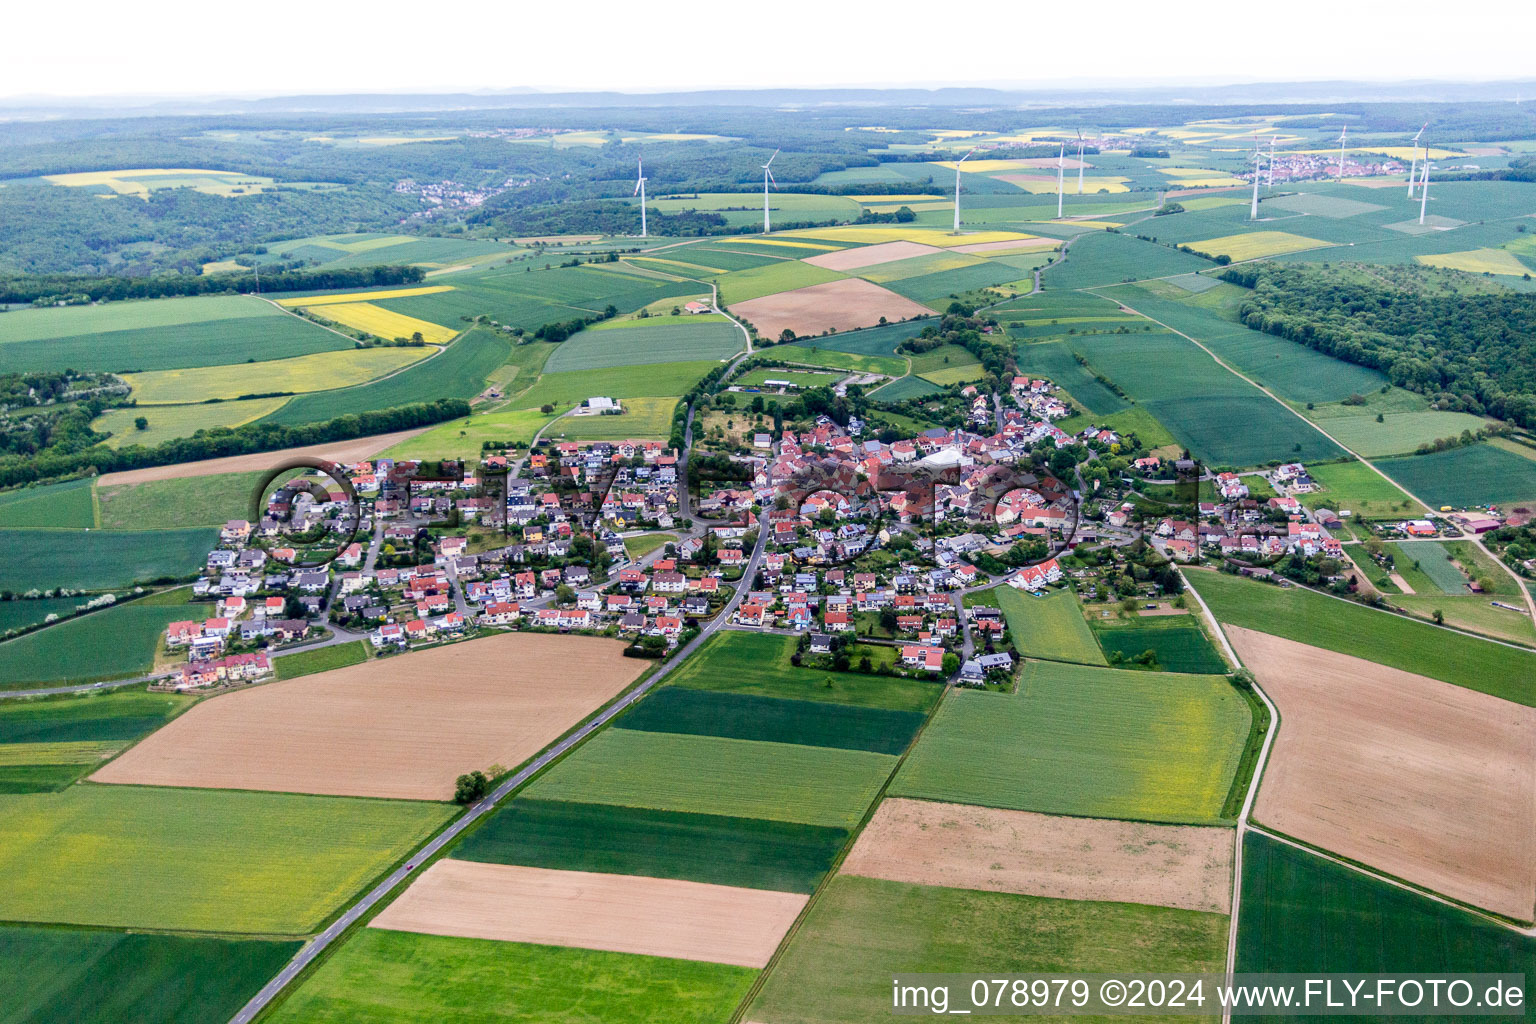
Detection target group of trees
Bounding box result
[0,263,424,305]
[1221,263,1536,427]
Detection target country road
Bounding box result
[226,456,774,1024]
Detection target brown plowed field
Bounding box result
[93,632,643,801]
[371,860,807,967]
[731,278,935,340]
[842,798,1233,913]
[1229,626,1536,921]
[803,240,943,271]
[96,427,428,486]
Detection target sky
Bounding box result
[4,0,1533,100]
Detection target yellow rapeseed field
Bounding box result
[278,286,454,307]
[1417,249,1532,277]
[122,347,433,403]
[303,302,459,344]
[1191,231,1332,261]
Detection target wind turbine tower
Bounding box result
[761,149,779,234]
[1336,124,1349,181]
[634,158,648,238]
[1076,130,1087,194]
[1249,137,1264,221]
[953,147,977,233]
[1056,142,1066,219]
[1418,145,1431,225]
[1407,123,1427,197]
[1266,135,1276,188]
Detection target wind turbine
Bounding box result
[1075,130,1087,194]
[1418,143,1431,225]
[1249,136,1264,221]
[633,157,647,238]
[761,149,779,234]
[1056,142,1066,219]
[1266,135,1277,188]
[1336,124,1349,181]
[1407,123,1427,197]
[952,147,977,234]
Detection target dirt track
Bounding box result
[842,798,1233,914]
[371,860,806,967]
[731,278,935,341]
[1228,626,1536,921]
[95,427,429,486]
[93,633,643,801]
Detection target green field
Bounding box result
[272,640,370,680]
[548,397,677,441]
[515,360,718,407]
[1387,541,1468,595]
[0,687,190,792]
[0,527,217,592]
[386,405,563,462]
[260,327,511,426]
[892,662,1250,824]
[622,532,675,559]
[1090,615,1229,673]
[615,686,926,755]
[1011,340,1132,417]
[96,471,262,529]
[0,589,198,689]
[717,261,847,305]
[667,631,941,713]
[0,785,452,932]
[269,928,756,1024]
[0,295,349,374]
[974,585,1106,664]
[0,477,96,529]
[0,925,301,1024]
[749,875,1228,1024]
[1308,408,1495,458]
[1234,833,1534,1020]
[523,728,895,828]
[545,320,742,372]
[1301,460,1422,517]
[454,797,846,894]
[1185,568,1536,705]
[1044,231,1216,289]
[0,595,81,634]
[1374,443,1536,507]
[93,397,292,448]
[736,367,841,388]
[884,260,1024,306]
[906,344,980,376]
[869,375,945,401]
[771,344,908,377]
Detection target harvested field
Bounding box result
[1228,626,1536,921]
[95,427,429,485]
[371,860,806,968]
[93,632,644,801]
[730,278,934,341]
[843,799,1233,913]
[803,240,943,271]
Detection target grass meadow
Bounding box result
[454,797,847,894]
[1186,568,1535,704]
[971,585,1106,665]
[1090,615,1229,673]
[268,928,756,1024]
[1300,460,1422,516]
[93,397,291,448]
[272,640,370,680]
[550,398,677,441]
[0,925,300,1024]
[524,728,895,829]
[749,875,1227,1024]
[0,785,453,932]
[892,662,1250,825]
[96,471,261,529]
[514,361,717,407]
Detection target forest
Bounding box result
[1221,263,1536,427]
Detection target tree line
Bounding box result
[0,263,425,306]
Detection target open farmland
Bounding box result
[1012,339,1131,417]
[0,590,198,689]
[121,344,430,403]
[96,471,261,529]
[1090,615,1229,673]
[716,260,847,304]
[95,632,645,800]
[1227,627,1535,921]
[0,527,216,593]
[1235,833,1536,989]
[93,397,291,447]
[975,584,1106,664]
[385,405,562,462]
[513,360,717,408]
[0,688,190,792]
[0,295,350,374]
[1044,231,1215,289]
[0,785,452,932]
[1189,231,1331,261]
[95,426,430,485]
[545,320,741,371]
[267,928,756,1024]
[615,686,925,754]
[730,278,935,340]
[892,662,1251,824]
[523,728,896,828]
[371,860,806,968]
[1186,568,1535,704]
[748,875,1227,1024]
[843,799,1234,913]
[455,798,847,894]
[803,239,944,270]
[1374,443,1536,507]
[0,925,300,1024]
[666,630,940,713]
[298,301,458,344]
[1300,459,1422,516]
[0,476,96,529]
[1309,408,1495,458]
[550,397,677,441]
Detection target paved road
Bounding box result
[227,468,773,1024]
